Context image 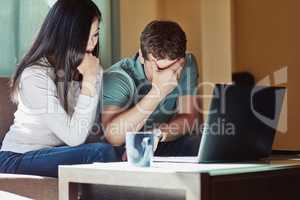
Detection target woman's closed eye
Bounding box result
[93,32,99,37]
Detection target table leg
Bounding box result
[186,191,200,200]
[59,179,78,200]
[185,182,201,200]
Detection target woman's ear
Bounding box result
[138,49,145,64]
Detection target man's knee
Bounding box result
[177,135,201,156]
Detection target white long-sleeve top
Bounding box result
[1,60,102,153]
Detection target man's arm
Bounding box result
[158,95,202,142]
[102,60,182,146]
[102,88,164,146]
[158,53,201,142]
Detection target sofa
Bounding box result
[0,77,58,200]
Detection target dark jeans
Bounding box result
[115,135,201,158]
[111,135,201,158]
[0,143,118,178]
[155,135,201,157]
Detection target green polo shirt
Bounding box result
[103,53,199,129]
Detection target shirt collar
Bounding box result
[133,53,148,81]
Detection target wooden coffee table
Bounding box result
[59,157,300,200]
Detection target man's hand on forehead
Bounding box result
[154,57,185,71]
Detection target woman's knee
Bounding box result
[79,143,117,163]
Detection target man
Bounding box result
[102,20,201,156]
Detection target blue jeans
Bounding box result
[0,143,118,177]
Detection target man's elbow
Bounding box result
[180,113,198,125]
[104,127,125,147]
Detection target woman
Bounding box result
[0,0,117,178]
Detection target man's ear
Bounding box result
[138,49,145,64]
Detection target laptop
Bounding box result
[154,84,286,163]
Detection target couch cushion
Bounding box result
[0,78,16,143]
[0,191,34,200]
[0,174,58,200]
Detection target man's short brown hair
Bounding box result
[140,20,187,60]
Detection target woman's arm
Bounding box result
[20,66,101,147]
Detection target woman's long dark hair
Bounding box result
[11,0,101,112]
